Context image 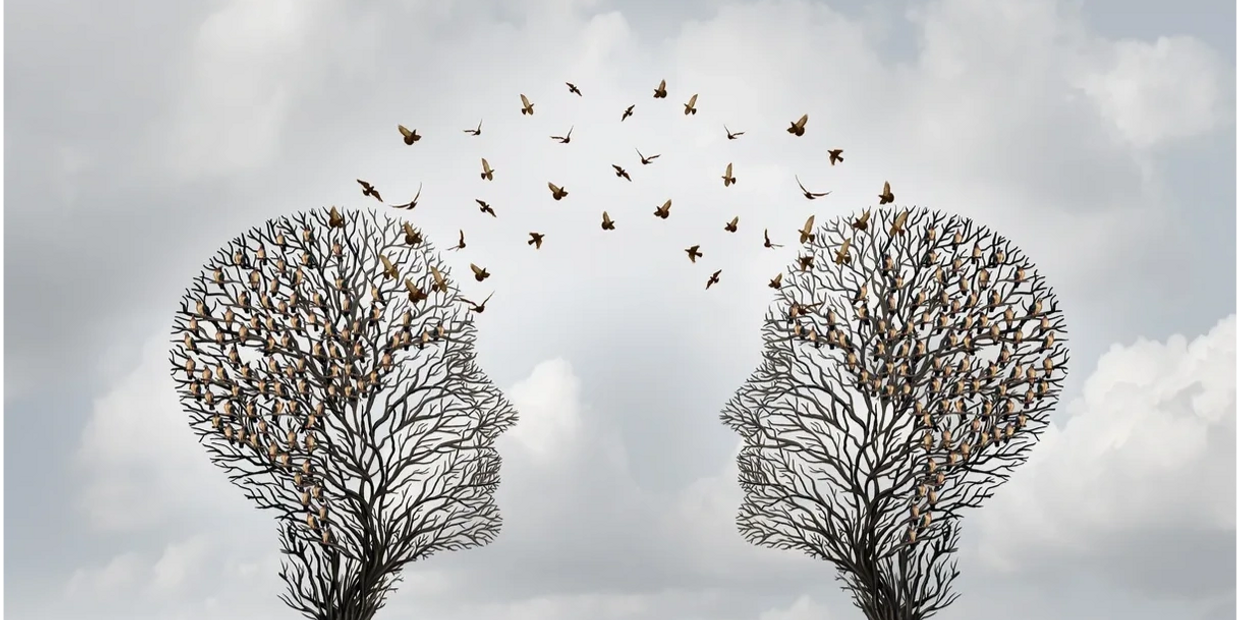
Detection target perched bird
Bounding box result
[706,269,722,289]
[795,175,830,200]
[636,149,660,165]
[404,279,427,303]
[851,209,871,231]
[463,119,482,136]
[398,125,421,145]
[685,245,703,263]
[475,199,497,217]
[403,222,423,246]
[461,292,495,313]
[551,126,574,144]
[798,216,816,244]
[722,162,737,187]
[828,149,844,165]
[683,93,698,115]
[548,182,568,201]
[798,254,814,271]
[379,254,398,280]
[528,232,545,249]
[786,114,809,136]
[725,125,744,140]
[653,199,672,219]
[724,216,739,233]
[601,211,616,230]
[390,182,422,210]
[768,273,783,289]
[328,206,345,228]
[878,181,895,205]
[890,209,909,235]
[834,238,853,265]
[621,104,635,122]
[448,229,466,251]
[566,82,582,96]
[519,94,535,115]
[764,229,782,249]
[357,179,382,202]
[470,264,491,282]
[653,79,668,98]
[480,158,495,181]
[612,164,632,181]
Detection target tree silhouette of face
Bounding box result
[169,207,517,619]
[719,208,1068,619]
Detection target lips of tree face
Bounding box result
[720,207,1068,620]
[169,207,518,620]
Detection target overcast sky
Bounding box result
[4,0,1236,619]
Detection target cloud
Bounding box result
[505,358,586,462]
[759,596,833,620]
[975,313,1236,598]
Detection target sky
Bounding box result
[3,0,1236,619]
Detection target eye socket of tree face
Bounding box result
[169,206,519,620]
[721,207,1068,619]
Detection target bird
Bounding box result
[405,278,427,303]
[461,291,495,313]
[328,206,345,228]
[890,209,910,235]
[379,254,399,280]
[528,232,545,249]
[612,164,632,181]
[764,229,782,248]
[828,149,844,165]
[402,222,422,246]
[834,238,853,265]
[878,181,895,205]
[390,183,422,210]
[787,114,809,136]
[430,264,448,292]
[551,126,574,143]
[475,199,497,217]
[795,175,830,200]
[463,119,482,136]
[722,162,737,187]
[448,229,466,251]
[398,125,421,145]
[601,211,615,230]
[621,104,635,121]
[653,79,668,98]
[470,264,490,282]
[685,245,703,263]
[519,94,535,115]
[798,254,814,271]
[851,209,871,231]
[566,82,582,96]
[683,93,698,115]
[653,199,672,219]
[706,269,722,289]
[357,179,382,202]
[636,149,660,165]
[725,125,745,140]
[724,216,739,233]
[548,182,568,200]
[480,158,495,181]
[798,216,816,244]
[768,273,783,289]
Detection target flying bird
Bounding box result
[834,238,853,265]
[722,162,737,187]
[764,229,782,248]
[566,82,582,96]
[653,199,672,219]
[798,216,816,244]
[463,120,482,136]
[601,211,615,230]
[683,93,698,115]
[403,222,422,245]
[480,158,495,181]
[379,254,398,280]
[430,265,448,292]
[357,179,382,202]
[769,273,783,289]
[612,164,632,181]
[724,216,739,233]
[328,206,345,228]
[851,209,871,231]
[404,279,427,303]
[795,175,830,200]
[890,209,910,235]
[528,232,545,249]
[470,263,491,282]
[685,245,703,263]
[461,292,495,313]
[398,125,421,145]
[786,114,808,136]
[448,229,466,251]
[519,94,535,115]
[621,104,635,121]
[390,183,422,210]
[706,269,722,289]
[878,181,895,205]
[653,79,668,98]
[548,183,568,200]
[724,125,744,140]
[475,199,497,217]
[636,149,660,165]
[551,126,574,144]
[828,149,844,165]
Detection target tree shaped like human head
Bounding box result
[168,206,518,620]
[720,207,1068,619]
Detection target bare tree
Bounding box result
[169,206,518,620]
[721,207,1068,620]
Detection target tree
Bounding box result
[168,206,518,620]
[721,207,1068,620]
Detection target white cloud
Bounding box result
[505,358,586,462]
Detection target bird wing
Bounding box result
[602,211,611,223]
[795,175,809,193]
[480,291,495,305]
[470,264,482,276]
[658,79,666,89]
[797,114,808,127]
[356,179,368,188]
[612,164,623,173]
[520,94,531,107]
[548,182,560,193]
[804,215,816,231]
[398,125,412,138]
[883,181,891,194]
[725,163,733,176]
[481,158,490,172]
[687,94,698,107]
[729,217,738,226]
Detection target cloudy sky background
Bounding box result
[4,0,1236,618]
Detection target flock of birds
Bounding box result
[346,78,901,315]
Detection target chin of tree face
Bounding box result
[721,207,1069,620]
[169,206,518,620]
